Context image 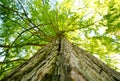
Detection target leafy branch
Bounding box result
[63,19,102,33]
[0,2,53,41]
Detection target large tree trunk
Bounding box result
[1,37,120,81]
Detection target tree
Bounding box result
[0,0,120,81]
[1,37,120,81]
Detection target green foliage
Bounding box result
[0,0,120,79]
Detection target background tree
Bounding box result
[0,0,120,80]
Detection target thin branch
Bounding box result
[11,27,36,46]
[47,13,58,34]
[0,2,39,31]
[0,2,54,42]
[25,1,50,35]
[11,23,50,46]
[2,14,52,42]
[66,15,79,27]
[63,19,103,33]
[35,25,54,41]
[19,0,55,41]
[41,0,59,34]
[0,3,17,12]
[0,3,30,26]
[0,43,46,48]
[17,0,35,26]
[0,59,27,64]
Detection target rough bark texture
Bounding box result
[1,37,120,81]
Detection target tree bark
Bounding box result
[1,37,120,81]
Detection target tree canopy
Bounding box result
[0,0,120,79]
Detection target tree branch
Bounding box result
[63,19,102,33]
[17,0,35,26]
[0,43,46,48]
[0,3,30,26]
[0,59,27,64]
[0,2,53,42]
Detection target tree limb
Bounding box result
[0,43,46,48]
[0,59,27,64]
